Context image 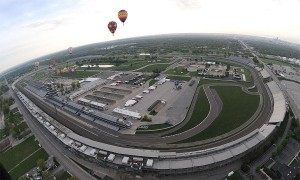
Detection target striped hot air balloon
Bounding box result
[118,10,128,25]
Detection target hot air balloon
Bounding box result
[51,61,56,67]
[118,10,128,25]
[108,21,117,36]
[68,47,73,54]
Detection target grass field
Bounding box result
[137,63,171,72]
[175,86,259,143]
[166,87,210,136]
[0,136,40,172]
[0,129,8,141]
[32,71,48,80]
[56,70,99,78]
[149,79,156,86]
[11,107,19,114]
[166,66,188,75]
[166,75,191,81]
[112,60,150,71]
[15,121,29,132]
[9,148,49,179]
[243,68,253,83]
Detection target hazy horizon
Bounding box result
[1,0,300,73]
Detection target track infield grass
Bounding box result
[166,87,210,136]
[175,86,259,143]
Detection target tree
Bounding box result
[241,163,250,172]
[71,82,76,90]
[253,56,259,63]
[41,170,52,180]
[226,64,230,71]
[11,129,18,139]
[37,158,45,170]
[76,81,80,88]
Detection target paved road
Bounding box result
[11,87,97,180]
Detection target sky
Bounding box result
[0,0,300,72]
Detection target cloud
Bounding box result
[24,18,66,30]
[176,0,202,9]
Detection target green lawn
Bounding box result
[166,66,188,75]
[9,148,49,180]
[8,112,23,125]
[112,58,171,72]
[0,136,40,171]
[112,60,150,71]
[243,68,253,83]
[56,71,99,78]
[137,63,171,72]
[0,129,8,141]
[11,107,19,114]
[15,121,29,132]
[166,75,191,81]
[166,87,210,136]
[175,86,259,143]
[32,71,49,80]
[149,79,156,86]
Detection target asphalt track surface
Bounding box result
[16,57,272,152]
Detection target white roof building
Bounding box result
[107,154,115,161]
[143,90,150,94]
[90,101,106,108]
[113,108,142,119]
[122,156,129,164]
[148,86,156,90]
[267,81,286,124]
[125,100,137,107]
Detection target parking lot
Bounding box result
[124,79,198,125]
[269,64,300,83]
[275,138,300,166]
[282,80,300,111]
